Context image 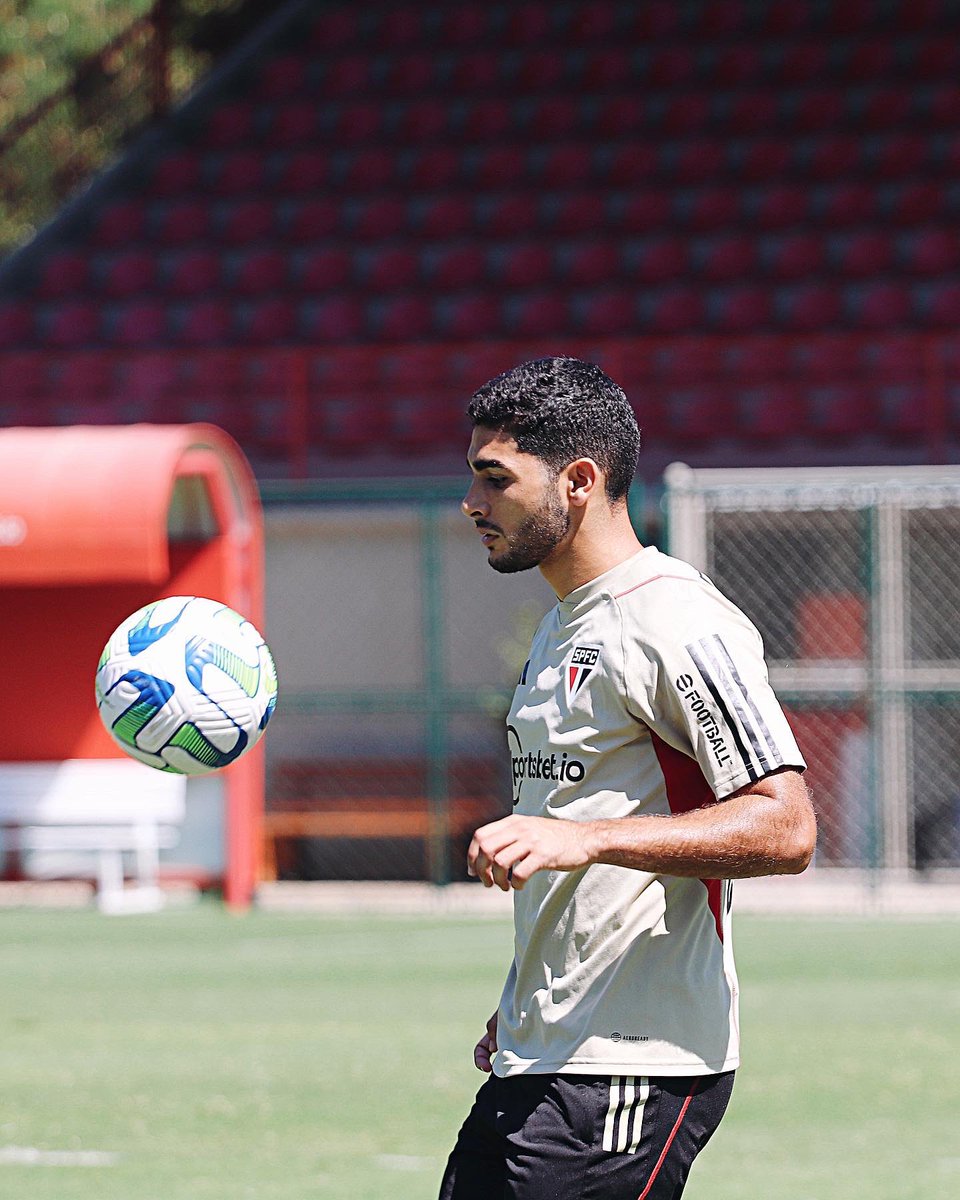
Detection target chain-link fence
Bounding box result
[260,479,647,885]
[666,464,960,875]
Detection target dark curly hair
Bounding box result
[467,357,641,502]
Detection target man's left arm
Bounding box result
[468,766,816,892]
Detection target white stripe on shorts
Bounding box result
[602,1076,650,1154]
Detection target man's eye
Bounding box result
[487,476,509,489]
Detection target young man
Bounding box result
[439,357,816,1200]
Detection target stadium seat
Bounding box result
[902,229,960,274]
[255,54,311,101]
[285,199,341,242]
[164,249,222,296]
[848,282,912,328]
[430,246,488,290]
[112,300,168,346]
[634,238,689,284]
[408,147,462,189]
[924,283,960,327]
[330,101,383,141]
[374,295,435,340]
[461,98,514,141]
[669,139,727,185]
[708,43,766,86]
[514,49,571,92]
[578,289,639,336]
[267,100,324,147]
[870,133,928,178]
[510,293,570,337]
[470,146,529,189]
[309,6,365,48]
[604,143,659,186]
[297,247,353,291]
[54,351,116,401]
[833,231,895,277]
[219,200,275,245]
[156,200,212,245]
[817,183,876,225]
[451,49,503,93]
[659,94,712,138]
[775,41,831,83]
[562,242,623,288]
[46,301,100,347]
[91,199,148,246]
[352,197,407,240]
[362,247,421,291]
[440,5,493,44]
[480,195,541,237]
[778,284,844,330]
[200,100,259,148]
[437,295,503,339]
[393,98,451,142]
[858,85,914,130]
[736,137,791,182]
[417,196,474,239]
[317,399,385,455]
[616,190,672,233]
[741,383,808,440]
[208,150,268,196]
[764,232,827,279]
[645,288,706,333]
[803,134,864,180]
[885,182,946,225]
[33,250,90,298]
[392,397,467,453]
[119,353,180,408]
[710,286,774,332]
[538,144,595,188]
[321,53,378,97]
[150,149,203,196]
[382,51,436,94]
[809,385,873,438]
[699,235,756,282]
[751,185,810,230]
[682,186,741,232]
[646,45,697,89]
[175,299,234,344]
[664,386,733,442]
[548,193,606,236]
[101,250,158,297]
[881,386,927,440]
[276,149,331,194]
[723,89,781,135]
[526,97,583,141]
[232,249,287,295]
[242,298,299,343]
[592,96,648,139]
[301,297,366,342]
[341,148,396,192]
[580,47,635,90]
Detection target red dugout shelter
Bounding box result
[0,423,266,908]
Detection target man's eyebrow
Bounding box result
[469,456,511,473]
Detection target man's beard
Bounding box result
[487,490,570,574]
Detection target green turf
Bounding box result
[0,903,956,1199]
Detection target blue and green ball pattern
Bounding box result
[95,596,277,775]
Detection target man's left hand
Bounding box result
[468,814,594,891]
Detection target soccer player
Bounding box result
[439,357,816,1200]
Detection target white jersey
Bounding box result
[494,546,806,1078]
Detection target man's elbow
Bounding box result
[778,804,818,874]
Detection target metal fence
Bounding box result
[666,463,960,875]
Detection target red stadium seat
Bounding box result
[352,197,407,240]
[803,134,863,180]
[841,37,898,81]
[120,354,180,407]
[646,288,706,334]
[164,249,222,296]
[924,283,960,327]
[276,149,331,194]
[778,284,843,331]
[393,397,467,453]
[683,186,741,232]
[302,297,366,342]
[321,53,377,97]
[471,146,529,188]
[296,247,353,290]
[578,289,639,336]
[859,85,914,130]
[711,286,774,333]
[616,190,671,233]
[268,100,324,147]
[709,43,765,86]
[242,298,299,343]
[112,300,168,346]
[699,236,756,282]
[431,246,488,290]
[382,51,436,94]
[374,295,434,340]
[723,90,781,135]
[393,98,451,141]
[452,49,503,93]
[341,148,396,192]
[514,49,570,92]
[775,42,831,83]
[210,150,268,195]
[664,387,733,442]
[764,233,827,279]
[592,96,648,138]
[362,247,421,291]
[635,238,688,284]
[461,98,514,141]
[581,48,634,89]
[870,133,928,179]
[548,193,606,236]
[539,144,595,188]
[233,249,288,295]
[480,195,540,237]
[788,88,848,133]
[605,143,659,186]
[330,101,383,141]
[33,250,90,298]
[809,385,873,439]
[92,199,148,246]
[737,138,791,182]
[47,301,100,346]
[563,242,622,288]
[818,183,876,225]
[201,100,258,148]
[438,295,503,339]
[150,149,203,196]
[526,97,583,141]
[751,185,810,230]
[54,351,116,400]
[418,196,474,239]
[658,94,712,138]
[176,299,234,344]
[309,7,365,49]
[849,282,912,328]
[101,250,157,297]
[886,182,946,225]
[511,293,570,338]
[741,384,807,440]
[219,200,275,244]
[317,399,384,455]
[156,200,212,245]
[902,229,960,275]
[646,46,697,88]
[286,199,341,242]
[833,231,895,277]
[408,147,463,189]
[669,139,727,185]
[256,54,311,101]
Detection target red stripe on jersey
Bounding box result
[636,1078,701,1200]
[650,731,725,942]
[613,574,699,599]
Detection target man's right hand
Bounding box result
[474,1012,498,1072]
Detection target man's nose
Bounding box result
[462,484,486,519]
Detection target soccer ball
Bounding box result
[95,596,278,774]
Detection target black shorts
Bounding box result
[438,1069,735,1200]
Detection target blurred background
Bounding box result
[2,0,960,895]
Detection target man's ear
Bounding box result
[564,458,600,507]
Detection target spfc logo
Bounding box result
[565,644,601,704]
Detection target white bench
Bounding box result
[0,761,186,913]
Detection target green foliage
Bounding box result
[0,905,956,1198]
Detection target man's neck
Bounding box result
[540,519,644,599]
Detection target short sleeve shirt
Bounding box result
[494,546,806,1078]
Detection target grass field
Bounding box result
[0,902,957,1199]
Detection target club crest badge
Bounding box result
[565,644,601,704]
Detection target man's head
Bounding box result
[463,358,641,578]
[467,357,641,505]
